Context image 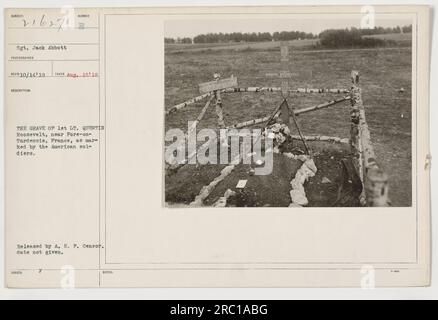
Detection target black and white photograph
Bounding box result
[2,4,433,293]
[164,15,413,207]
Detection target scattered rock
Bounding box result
[255,159,264,166]
[288,157,318,207]
[290,190,308,206]
[190,165,235,206]
[304,159,317,173]
[283,152,296,159]
[270,123,282,133]
[213,189,236,207]
[291,171,306,186]
[290,179,305,193]
[266,123,291,149]
[321,177,332,184]
[224,189,236,198]
[300,164,315,178]
[213,197,227,207]
[340,138,349,144]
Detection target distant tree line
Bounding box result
[318,25,412,48]
[319,28,384,48]
[165,37,193,44]
[165,25,412,45]
[165,31,316,44]
[193,31,316,43]
[354,25,412,35]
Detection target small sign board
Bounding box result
[266,70,313,79]
[236,179,247,189]
[199,76,238,94]
[266,70,313,97]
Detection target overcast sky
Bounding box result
[165,14,412,38]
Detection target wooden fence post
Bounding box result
[349,71,364,204]
[213,73,226,128]
[350,70,389,206]
[365,168,389,206]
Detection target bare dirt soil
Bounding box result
[165,140,358,207]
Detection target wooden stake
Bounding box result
[213,74,226,128]
[166,93,211,115]
[364,168,389,206]
[222,87,350,94]
[230,97,349,129]
[230,116,271,129]
[287,100,311,156]
[166,88,350,117]
[350,70,389,206]
[188,95,215,136]
[295,96,350,115]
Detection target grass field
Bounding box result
[165,33,411,54]
[165,43,412,206]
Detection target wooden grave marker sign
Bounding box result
[198,75,238,94]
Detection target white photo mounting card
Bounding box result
[4,5,431,288]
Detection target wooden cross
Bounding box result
[266,42,312,97]
[267,43,312,156]
[198,74,238,94]
[280,44,291,97]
